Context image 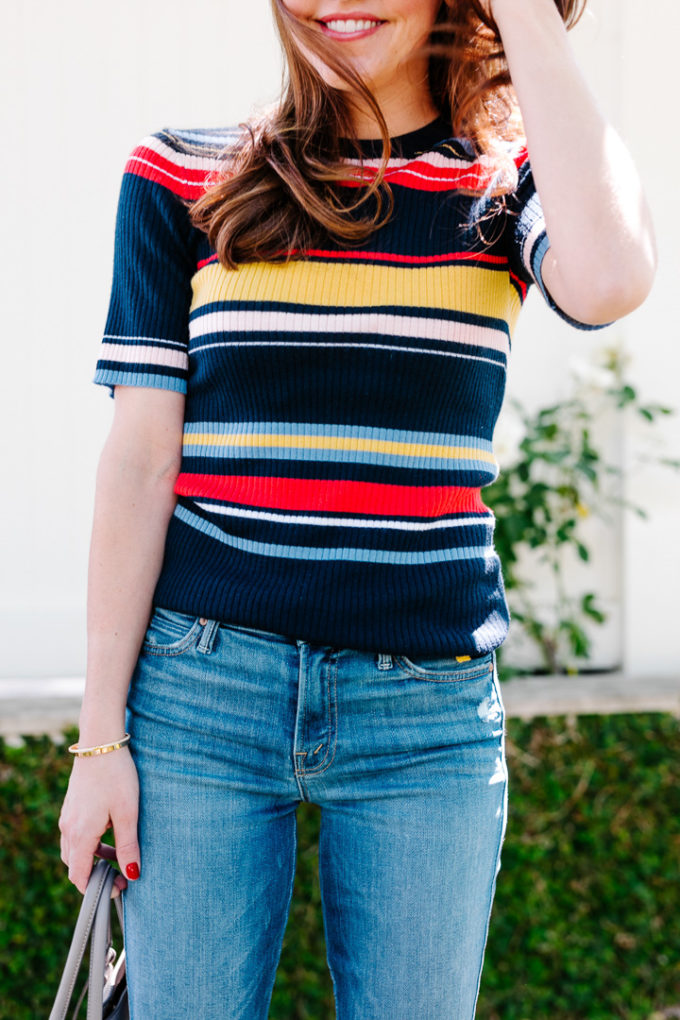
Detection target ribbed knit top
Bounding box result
[94,117,605,657]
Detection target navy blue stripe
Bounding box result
[94,360,186,382]
[100,337,187,352]
[178,457,496,488]
[152,515,508,658]
[188,331,507,366]
[174,504,492,564]
[184,499,495,553]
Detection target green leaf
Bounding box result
[581,593,607,624]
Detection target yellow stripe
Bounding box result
[191,260,521,325]
[183,433,497,462]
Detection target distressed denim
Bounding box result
[122,607,508,1019]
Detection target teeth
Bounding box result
[324,18,380,33]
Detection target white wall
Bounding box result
[618,0,680,677]
[0,0,283,677]
[1,1,677,678]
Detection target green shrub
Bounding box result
[1,714,678,1019]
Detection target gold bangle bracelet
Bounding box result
[67,733,131,757]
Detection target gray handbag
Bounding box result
[49,856,129,1020]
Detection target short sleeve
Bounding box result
[507,154,613,332]
[93,133,195,397]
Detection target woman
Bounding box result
[58,1,656,1016]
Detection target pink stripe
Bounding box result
[190,310,509,355]
[100,343,188,369]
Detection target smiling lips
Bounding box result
[317,13,386,39]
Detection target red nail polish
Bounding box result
[126,862,140,880]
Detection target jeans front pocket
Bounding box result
[394,649,495,683]
[141,607,205,657]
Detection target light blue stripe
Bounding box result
[529,233,551,301]
[181,444,497,474]
[93,370,187,394]
[167,127,239,144]
[174,505,494,565]
[182,421,493,451]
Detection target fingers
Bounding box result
[58,756,141,898]
[67,834,104,895]
[58,800,96,894]
[112,831,142,891]
[111,873,127,899]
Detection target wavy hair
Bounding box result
[185,0,586,268]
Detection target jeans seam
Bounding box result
[302,652,338,776]
[469,654,508,1017]
[197,618,220,655]
[394,657,494,682]
[141,618,204,657]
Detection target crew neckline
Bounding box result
[340,114,455,159]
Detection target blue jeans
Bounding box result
[122,607,508,1020]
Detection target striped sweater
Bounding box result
[94,115,605,658]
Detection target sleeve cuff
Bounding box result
[93,368,188,398]
[531,234,615,333]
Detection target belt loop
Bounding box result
[376,652,394,670]
[197,618,219,655]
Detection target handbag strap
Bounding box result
[87,865,117,1020]
[49,858,118,1020]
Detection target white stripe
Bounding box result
[190,310,508,355]
[385,167,483,185]
[194,501,494,531]
[127,154,214,190]
[344,152,480,172]
[346,164,487,186]
[103,334,187,348]
[188,339,505,369]
[99,343,188,369]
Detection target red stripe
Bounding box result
[341,170,497,193]
[197,253,220,270]
[341,149,531,193]
[296,249,508,266]
[509,271,529,301]
[125,144,218,200]
[196,251,507,270]
[127,143,531,203]
[175,474,488,517]
[341,163,508,193]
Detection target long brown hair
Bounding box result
[185,0,586,268]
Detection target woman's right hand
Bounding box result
[67,386,184,898]
[58,747,141,898]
